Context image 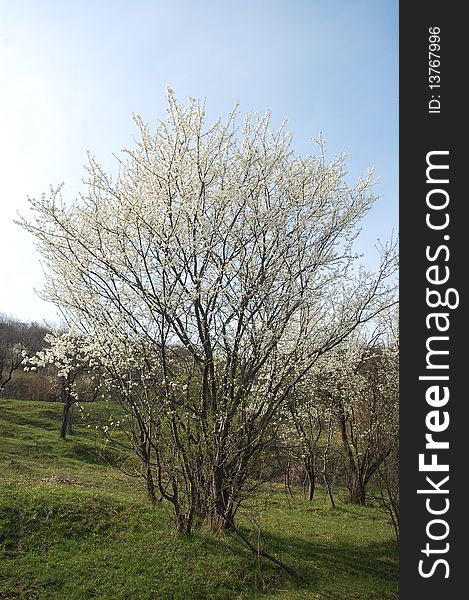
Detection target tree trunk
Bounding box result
[210,470,234,531]
[325,477,336,508]
[348,475,366,505]
[209,508,234,532]
[284,462,293,498]
[304,457,316,501]
[60,401,73,439]
[146,466,158,503]
[307,470,316,502]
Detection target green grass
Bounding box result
[0,399,398,599]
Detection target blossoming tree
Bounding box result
[308,322,399,505]
[24,331,100,438]
[19,90,397,533]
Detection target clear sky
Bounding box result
[0,0,398,325]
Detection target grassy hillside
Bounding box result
[0,399,398,599]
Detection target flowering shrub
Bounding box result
[19,91,397,532]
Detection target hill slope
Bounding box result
[0,399,398,599]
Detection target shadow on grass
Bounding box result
[65,441,122,467]
[253,527,398,588]
[0,409,60,431]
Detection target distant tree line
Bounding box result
[0,313,52,400]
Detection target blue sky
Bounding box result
[0,0,398,323]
